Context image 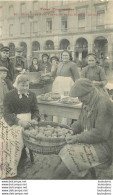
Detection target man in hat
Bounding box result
[53,78,113,179]
[0,67,10,117]
[10,46,28,79]
[0,46,14,89]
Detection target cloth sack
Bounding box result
[0,118,24,178]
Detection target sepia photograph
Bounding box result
[0,0,113,180]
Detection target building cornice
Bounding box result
[0,28,113,42]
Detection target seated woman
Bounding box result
[53,78,113,179]
[1,73,40,178]
[81,53,108,95]
[29,57,40,72]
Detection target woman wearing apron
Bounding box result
[53,79,113,179]
[0,74,40,178]
[52,50,80,96]
[81,53,108,96]
[50,50,80,124]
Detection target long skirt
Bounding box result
[0,118,24,179]
[59,143,108,178]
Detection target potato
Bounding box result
[35,126,39,130]
[45,131,52,136]
[37,133,45,137]
[52,133,57,137]
[68,130,73,135]
[47,125,51,128]
[29,127,34,131]
[59,135,65,138]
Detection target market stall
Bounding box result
[37,99,82,120]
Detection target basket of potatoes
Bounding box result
[22,121,73,155]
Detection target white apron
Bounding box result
[0,113,31,179]
[52,76,74,124]
[52,76,74,97]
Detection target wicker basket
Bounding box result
[22,121,71,155]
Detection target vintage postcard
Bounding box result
[0,0,113,181]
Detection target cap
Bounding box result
[86,53,97,58]
[0,67,8,72]
[0,46,10,52]
[42,53,49,59]
[50,56,59,62]
[16,47,24,52]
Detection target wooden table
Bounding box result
[37,99,82,120]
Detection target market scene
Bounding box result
[0,0,113,180]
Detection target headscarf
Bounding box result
[70,78,95,98]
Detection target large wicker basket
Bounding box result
[22,121,71,155]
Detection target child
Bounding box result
[0,67,9,117]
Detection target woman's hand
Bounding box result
[18,120,31,128]
[93,80,107,87]
[31,119,38,125]
[92,81,100,86]
[66,135,78,144]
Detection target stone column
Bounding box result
[88,37,94,53]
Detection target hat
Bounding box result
[50,56,59,62]
[16,47,24,52]
[70,78,95,98]
[0,46,10,52]
[86,53,97,58]
[42,53,49,59]
[0,67,8,72]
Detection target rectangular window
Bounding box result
[20,23,25,34]
[33,1,38,11]
[21,3,25,14]
[96,10,105,29]
[0,7,3,18]
[33,21,38,33]
[9,5,13,17]
[9,24,13,36]
[0,27,2,37]
[46,18,52,33]
[78,13,85,31]
[61,16,67,32]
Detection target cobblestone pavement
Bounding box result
[17,152,62,180]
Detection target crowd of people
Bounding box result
[0,46,113,179]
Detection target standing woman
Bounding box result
[29,57,40,72]
[50,56,59,76]
[40,53,51,74]
[81,53,108,95]
[52,50,80,96]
